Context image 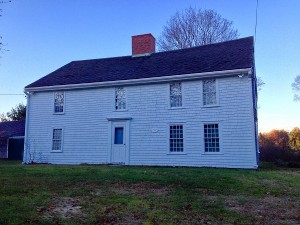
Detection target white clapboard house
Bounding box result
[23,34,259,168]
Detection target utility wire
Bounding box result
[0,94,25,96]
[254,0,259,44]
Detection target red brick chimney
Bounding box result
[132,33,155,56]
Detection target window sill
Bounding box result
[166,153,187,155]
[51,150,63,153]
[201,104,220,108]
[114,109,128,112]
[201,152,224,155]
[168,107,186,110]
[53,112,65,115]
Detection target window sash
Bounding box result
[204,124,220,152]
[169,125,184,152]
[115,87,126,110]
[203,79,217,105]
[54,92,64,113]
[52,129,62,151]
[170,83,182,107]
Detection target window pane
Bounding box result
[114,127,124,144]
[169,125,183,152]
[54,92,64,113]
[52,129,62,151]
[170,83,182,107]
[204,124,219,152]
[115,87,126,110]
[203,79,216,105]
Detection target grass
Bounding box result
[0,161,299,225]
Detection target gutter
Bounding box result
[25,68,252,92]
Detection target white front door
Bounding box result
[112,122,126,164]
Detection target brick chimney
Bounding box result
[132,33,155,56]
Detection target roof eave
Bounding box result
[24,68,252,93]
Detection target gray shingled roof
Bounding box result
[26,37,254,89]
[0,120,25,138]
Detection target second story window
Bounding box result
[170,82,182,107]
[54,92,64,113]
[203,79,217,106]
[115,87,126,110]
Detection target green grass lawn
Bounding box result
[0,161,299,225]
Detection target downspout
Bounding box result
[23,91,32,164]
[250,68,259,168]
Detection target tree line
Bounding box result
[0,103,26,122]
[259,128,300,167]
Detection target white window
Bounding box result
[52,128,63,151]
[54,92,64,113]
[203,79,217,106]
[170,82,182,107]
[170,125,184,152]
[115,87,126,110]
[204,124,220,152]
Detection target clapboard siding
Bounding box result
[25,76,258,168]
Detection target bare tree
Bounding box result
[158,7,239,51]
[0,0,11,53]
[158,7,264,92]
[292,75,300,101]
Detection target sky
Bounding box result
[0,0,299,132]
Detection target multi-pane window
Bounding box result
[170,82,182,107]
[204,124,220,152]
[203,79,217,105]
[115,87,126,110]
[170,125,184,152]
[52,129,62,151]
[54,92,64,113]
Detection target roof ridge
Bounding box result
[71,36,253,63]
[154,36,254,54]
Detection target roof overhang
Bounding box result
[25,68,252,93]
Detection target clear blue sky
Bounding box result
[0,0,299,132]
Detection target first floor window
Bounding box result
[204,124,220,152]
[170,82,182,107]
[170,125,183,152]
[52,128,62,151]
[203,79,217,106]
[54,92,64,113]
[115,87,126,110]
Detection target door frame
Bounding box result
[107,118,131,165]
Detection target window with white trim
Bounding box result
[169,125,184,152]
[52,128,62,151]
[54,92,64,113]
[115,87,126,110]
[170,82,182,107]
[203,79,217,105]
[204,124,220,152]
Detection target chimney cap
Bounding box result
[132,33,155,38]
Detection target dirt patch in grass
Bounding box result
[42,196,84,220]
[224,195,300,225]
[110,182,169,196]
